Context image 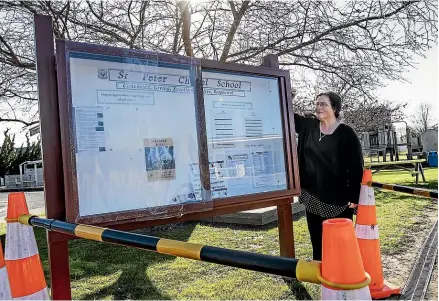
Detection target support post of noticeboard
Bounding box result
[34,14,72,300]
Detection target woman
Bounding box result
[294,91,364,261]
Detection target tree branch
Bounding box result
[220,1,250,61]
[172,5,182,53]
[0,34,21,66]
[0,118,38,127]
[177,1,193,56]
[232,1,414,62]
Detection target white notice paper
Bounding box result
[74,107,106,153]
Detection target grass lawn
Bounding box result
[0,168,437,300]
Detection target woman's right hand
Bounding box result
[348,202,358,209]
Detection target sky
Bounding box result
[378,44,438,128]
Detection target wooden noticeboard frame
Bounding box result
[33,14,300,300]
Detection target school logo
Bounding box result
[97,69,108,79]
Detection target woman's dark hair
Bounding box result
[316,91,342,118]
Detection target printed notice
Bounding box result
[204,78,251,91]
[144,138,176,181]
[97,90,155,105]
[213,101,252,109]
[245,117,263,137]
[226,153,250,178]
[74,107,106,153]
[205,89,245,97]
[116,82,193,94]
[212,111,235,149]
[252,149,274,188]
[190,162,228,199]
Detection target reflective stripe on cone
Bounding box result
[0,266,12,300]
[355,224,379,240]
[322,285,372,300]
[359,186,376,206]
[5,223,39,260]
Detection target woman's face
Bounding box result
[315,95,335,121]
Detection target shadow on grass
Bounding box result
[281,278,314,300]
[199,212,313,300]
[404,180,438,191]
[198,211,314,300]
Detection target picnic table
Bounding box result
[364,159,427,184]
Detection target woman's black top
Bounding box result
[294,113,364,207]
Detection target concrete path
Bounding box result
[0,191,46,222]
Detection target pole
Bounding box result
[407,127,413,160]
[388,127,394,162]
[393,131,399,161]
[18,215,321,283]
[19,163,23,188]
[34,14,72,300]
[393,120,409,160]
[369,182,438,199]
[34,162,38,187]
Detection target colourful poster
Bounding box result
[144,138,176,181]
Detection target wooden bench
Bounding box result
[364,159,427,184]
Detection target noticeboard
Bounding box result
[56,41,299,225]
[34,16,298,298]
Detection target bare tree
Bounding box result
[343,102,406,133]
[411,102,437,135]
[0,0,437,129]
[293,87,406,133]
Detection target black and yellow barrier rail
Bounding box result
[18,215,321,284]
[368,182,438,199]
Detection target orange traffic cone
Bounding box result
[5,192,50,300]
[0,243,12,300]
[320,218,372,300]
[355,170,400,299]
